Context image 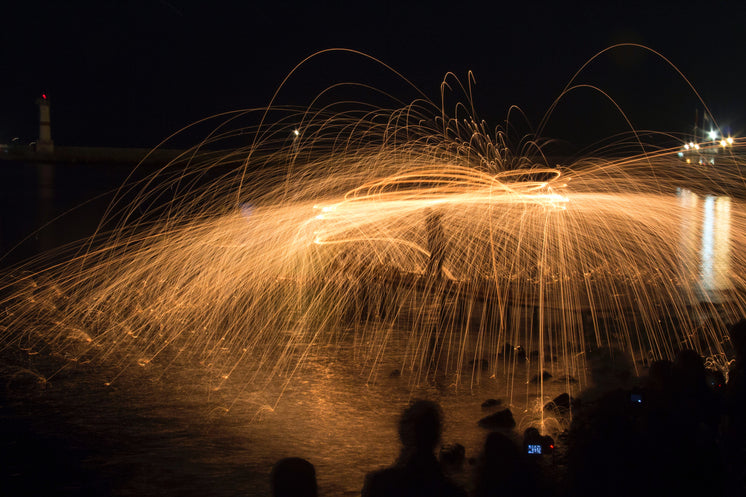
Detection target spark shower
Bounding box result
[2,47,745,413]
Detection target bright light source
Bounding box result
[720,140,727,147]
[293,129,300,137]
[694,144,700,150]
[708,130,718,140]
[678,152,684,157]
[727,137,734,145]
[684,144,690,150]
[42,94,47,100]
[689,142,695,148]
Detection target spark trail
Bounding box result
[1,74,745,411]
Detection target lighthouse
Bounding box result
[36,93,54,155]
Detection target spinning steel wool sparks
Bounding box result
[1,51,745,412]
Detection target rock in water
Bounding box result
[478,408,516,429]
[530,371,553,384]
[481,398,501,409]
[469,358,489,371]
[544,392,573,415]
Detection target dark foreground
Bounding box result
[0,361,267,496]
[2,333,746,497]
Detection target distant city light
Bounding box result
[708,130,718,140]
[42,93,47,100]
[727,137,734,145]
[293,129,300,137]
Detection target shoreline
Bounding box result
[0,146,187,165]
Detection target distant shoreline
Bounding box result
[0,146,186,165]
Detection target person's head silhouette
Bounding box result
[398,399,442,452]
[270,457,317,497]
[729,319,746,358]
[673,349,706,387]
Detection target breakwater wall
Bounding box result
[0,146,185,165]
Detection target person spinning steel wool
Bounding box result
[425,208,446,279]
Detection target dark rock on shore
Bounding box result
[555,374,578,384]
[478,408,516,429]
[530,371,553,384]
[499,343,526,361]
[528,350,558,363]
[469,358,489,371]
[544,392,574,415]
[481,398,501,409]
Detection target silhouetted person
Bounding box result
[669,349,724,495]
[566,385,656,497]
[646,359,674,392]
[425,209,446,279]
[671,348,721,431]
[574,347,635,412]
[568,347,725,497]
[361,400,466,497]
[724,319,746,495]
[473,431,533,497]
[567,347,653,497]
[643,359,675,431]
[726,319,746,408]
[271,457,317,497]
[422,209,448,374]
[438,443,465,476]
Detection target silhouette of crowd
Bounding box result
[269,320,746,497]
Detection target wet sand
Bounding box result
[0,342,572,497]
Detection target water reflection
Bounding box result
[676,188,732,299]
[0,161,132,266]
[36,163,55,252]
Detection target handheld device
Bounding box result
[527,444,542,455]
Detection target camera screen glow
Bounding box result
[527,444,542,454]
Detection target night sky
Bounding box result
[3,0,745,150]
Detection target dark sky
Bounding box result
[3,0,745,149]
